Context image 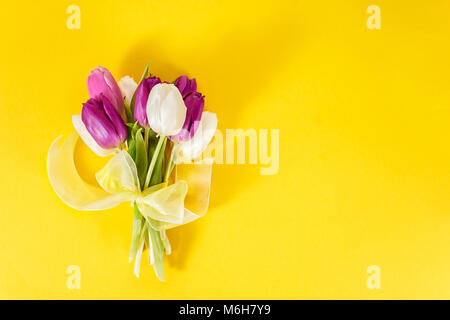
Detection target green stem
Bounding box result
[144,135,166,189]
[163,147,175,182]
[129,203,144,262]
[144,127,150,149]
[133,222,148,278]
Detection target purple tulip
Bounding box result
[134,76,161,126]
[81,95,127,149]
[170,92,204,142]
[87,67,126,121]
[174,75,197,97]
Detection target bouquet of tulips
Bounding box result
[47,64,217,280]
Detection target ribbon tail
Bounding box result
[176,159,213,221]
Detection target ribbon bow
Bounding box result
[47,133,212,231]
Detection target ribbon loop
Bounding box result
[96,150,140,194]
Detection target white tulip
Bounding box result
[177,112,217,160]
[118,76,137,106]
[146,83,186,136]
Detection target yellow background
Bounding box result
[0,1,449,299]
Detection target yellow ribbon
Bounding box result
[47,133,212,230]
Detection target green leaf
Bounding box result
[130,93,137,114]
[139,62,150,84]
[135,128,148,190]
[127,138,136,161]
[132,122,140,137]
[127,122,141,161]
[130,62,150,113]
[147,128,157,141]
[129,204,143,262]
[126,120,138,143]
[147,132,158,158]
[150,138,166,186]
[124,99,133,122]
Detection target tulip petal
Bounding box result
[72,115,117,157]
[147,83,187,136]
[101,95,127,142]
[177,112,217,160]
[169,92,204,142]
[87,67,126,121]
[102,68,125,113]
[118,76,137,106]
[174,75,197,97]
[134,76,161,127]
[81,99,122,149]
[47,133,133,211]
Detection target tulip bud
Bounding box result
[169,92,204,142]
[134,76,161,127]
[81,95,127,149]
[174,75,197,97]
[146,83,187,136]
[87,67,126,121]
